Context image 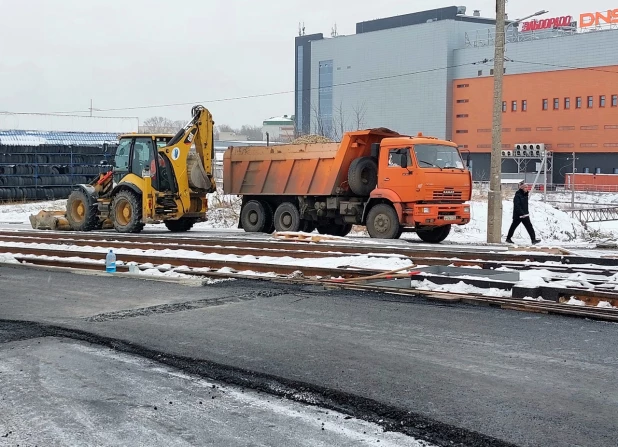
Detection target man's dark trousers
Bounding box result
[507,216,536,242]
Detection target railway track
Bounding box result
[1,229,618,322]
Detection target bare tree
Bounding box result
[141,116,182,133]
[217,124,234,133]
[240,125,263,141]
[310,103,326,137]
[332,100,348,142]
[352,101,368,130]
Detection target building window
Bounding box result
[553,98,559,110]
[456,99,469,103]
[490,68,494,75]
[584,167,590,173]
[600,95,606,107]
[502,101,507,113]
[564,98,570,110]
[296,46,303,132]
[455,130,468,134]
[588,96,593,108]
[612,95,618,107]
[595,168,602,174]
[522,100,527,111]
[318,60,334,137]
[576,97,582,109]
[614,168,618,174]
[542,99,548,110]
[456,114,469,118]
[477,70,483,76]
[457,83,469,88]
[511,101,517,111]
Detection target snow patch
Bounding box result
[410,279,512,297]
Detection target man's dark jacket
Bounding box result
[513,188,530,219]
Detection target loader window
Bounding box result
[132,137,155,177]
[114,139,131,172]
[413,144,464,170]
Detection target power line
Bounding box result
[0,111,138,120]
[11,61,485,115]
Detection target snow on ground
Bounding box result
[0,200,66,223]
[0,189,614,243]
[449,199,586,244]
[0,241,414,273]
[410,279,512,298]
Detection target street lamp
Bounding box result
[486,4,548,244]
[506,10,550,40]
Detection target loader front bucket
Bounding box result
[29,210,71,231]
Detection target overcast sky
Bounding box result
[0,0,612,128]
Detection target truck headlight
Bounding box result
[423,207,430,213]
[464,206,470,213]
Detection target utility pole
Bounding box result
[90,99,93,117]
[487,0,506,243]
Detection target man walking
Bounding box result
[506,181,541,245]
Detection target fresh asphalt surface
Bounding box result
[1,265,617,446]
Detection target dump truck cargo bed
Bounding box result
[223,129,398,196]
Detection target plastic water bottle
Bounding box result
[105,249,116,273]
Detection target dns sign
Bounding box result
[580,9,618,27]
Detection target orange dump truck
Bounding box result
[223,128,472,242]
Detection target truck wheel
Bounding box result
[111,190,143,233]
[316,222,352,237]
[165,218,197,232]
[241,200,269,232]
[366,204,400,239]
[348,157,378,196]
[301,220,316,233]
[274,202,301,232]
[416,225,451,243]
[331,223,353,237]
[66,189,100,231]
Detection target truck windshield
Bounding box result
[413,144,464,169]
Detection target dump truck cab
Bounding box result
[370,133,471,233]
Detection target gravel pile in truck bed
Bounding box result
[290,135,334,144]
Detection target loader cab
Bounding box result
[114,134,175,192]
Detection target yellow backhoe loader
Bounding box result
[30,105,216,233]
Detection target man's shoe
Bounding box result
[505,238,514,244]
[532,239,541,245]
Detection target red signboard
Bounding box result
[521,16,573,32]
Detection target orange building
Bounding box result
[453,66,618,155]
[450,19,618,183]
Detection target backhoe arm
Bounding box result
[165,104,216,194]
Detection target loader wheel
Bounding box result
[241,200,269,233]
[366,204,400,239]
[164,218,197,232]
[348,157,378,196]
[66,189,100,231]
[111,190,143,233]
[416,225,451,243]
[274,202,301,232]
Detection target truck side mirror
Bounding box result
[466,154,471,169]
[399,154,408,169]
